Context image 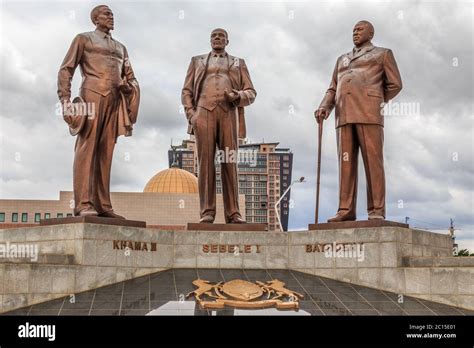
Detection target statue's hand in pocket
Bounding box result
[188,108,197,126]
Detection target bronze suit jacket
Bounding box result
[57,30,140,138]
[319,43,402,127]
[181,52,256,138]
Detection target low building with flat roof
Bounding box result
[0,166,244,229]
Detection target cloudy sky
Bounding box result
[0,0,472,248]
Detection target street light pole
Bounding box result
[274,177,305,232]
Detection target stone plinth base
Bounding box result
[0,223,472,313]
[309,220,408,230]
[40,216,146,228]
[187,223,268,231]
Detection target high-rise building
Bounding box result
[168,139,293,231]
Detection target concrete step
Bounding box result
[1,254,75,265]
[402,256,474,267]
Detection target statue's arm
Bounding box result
[181,58,196,121]
[121,46,140,125]
[57,34,86,102]
[234,59,256,107]
[382,49,402,102]
[318,58,339,114]
[122,46,138,88]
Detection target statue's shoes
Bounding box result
[227,215,246,224]
[368,214,385,220]
[327,212,356,222]
[200,215,215,223]
[99,211,125,219]
[78,208,98,217]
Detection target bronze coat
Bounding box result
[319,43,402,127]
[181,52,256,138]
[57,29,139,138]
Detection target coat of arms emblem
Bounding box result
[187,279,304,310]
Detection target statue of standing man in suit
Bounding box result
[315,21,402,222]
[58,5,140,218]
[182,28,256,223]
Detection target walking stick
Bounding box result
[315,118,324,223]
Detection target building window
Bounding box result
[12,213,18,222]
[0,213,4,222]
[57,213,63,218]
[44,213,51,219]
[67,213,73,217]
[21,213,28,222]
[34,213,41,222]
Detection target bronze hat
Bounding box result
[65,96,88,136]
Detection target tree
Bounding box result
[455,249,474,257]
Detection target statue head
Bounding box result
[353,20,374,47]
[91,5,114,32]
[210,28,229,51]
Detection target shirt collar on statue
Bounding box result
[94,28,113,40]
[353,41,373,53]
[211,51,227,58]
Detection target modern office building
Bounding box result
[169,138,293,231]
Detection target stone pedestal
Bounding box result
[40,216,146,228]
[0,223,472,313]
[0,223,166,313]
[187,223,268,231]
[308,219,408,230]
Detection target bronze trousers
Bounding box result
[192,105,240,220]
[73,88,119,215]
[336,123,385,218]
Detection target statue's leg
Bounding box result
[336,124,359,219]
[356,124,385,218]
[193,107,217,219]
[92,89,119,215]
[72,89,101,216]
[217,107,240,221]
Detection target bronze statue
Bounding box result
[315,20,402,222]
[182,28,256,223]
[57,5,140,218]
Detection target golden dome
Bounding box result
[143,167,198,193]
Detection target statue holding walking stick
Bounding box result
[314,20,402,223]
